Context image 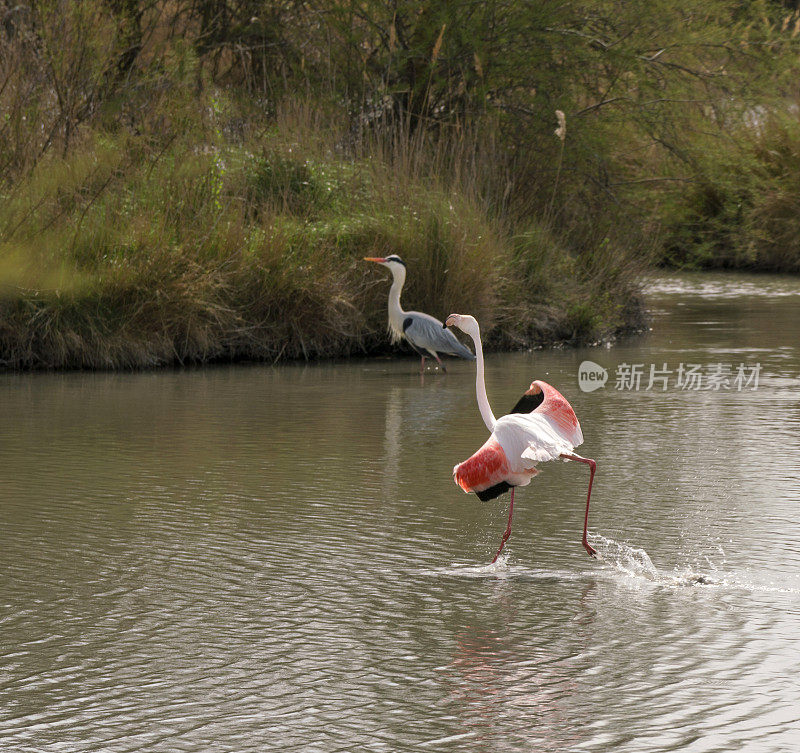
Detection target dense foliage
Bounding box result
[1,1,798,367]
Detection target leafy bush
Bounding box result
[660,112,800,272]
[0,100,644,369]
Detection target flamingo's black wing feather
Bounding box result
[508,390,544,415]
[476,481,513,501]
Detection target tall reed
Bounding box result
[0,98,644,369]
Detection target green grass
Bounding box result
[0,101,644,370]
[659,111,800,273]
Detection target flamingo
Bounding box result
[443,313,598,561]
[364,255,475,372]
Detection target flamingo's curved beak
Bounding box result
[364,257,387,263]
[444,314,457,329]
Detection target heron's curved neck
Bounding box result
[467,324,496,432]
[388,267,406,322]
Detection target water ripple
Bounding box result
[2,276,800,751]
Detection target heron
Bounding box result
[364,255,475,372]
[444,313,598,562]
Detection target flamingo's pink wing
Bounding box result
[512,381,584,448]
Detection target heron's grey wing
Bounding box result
[403,312,475,359]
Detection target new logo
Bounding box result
[578,361,608,392]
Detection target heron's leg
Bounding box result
[419,356,426,374]
[560,453,598,558]
[433,353,447,373]
[491,487,514,563]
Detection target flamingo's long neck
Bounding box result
[469,324,496,432]
[387,266,406,343]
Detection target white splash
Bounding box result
[421,555,586,582]
[430,555,515,579]
[589,534,660,581]
[588,534,800,593]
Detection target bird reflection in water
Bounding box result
[441,619,588,752]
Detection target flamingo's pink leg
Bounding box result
[561,453,598,558]
[491,487,514,563]
[433,353,447,373]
